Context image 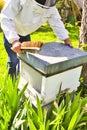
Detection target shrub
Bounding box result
[0,73,87,130]
[0,72,28,130]
[0,0,5,12]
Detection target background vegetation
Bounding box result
[0,74,87,130]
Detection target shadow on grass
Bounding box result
[33,24,52,34]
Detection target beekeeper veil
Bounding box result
[35,0,57,7]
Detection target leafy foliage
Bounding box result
[0,73,87,129]
[0,0,5,12]
[77,77,87,97]
[49,91,87,130]
[0,72,28,130]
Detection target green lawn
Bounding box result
[0,31,7,77]
[0,22,79,77]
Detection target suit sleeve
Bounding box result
[48,7,69,41]
[0,0,21,43]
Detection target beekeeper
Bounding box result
[0,0,72,78]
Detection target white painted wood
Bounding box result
[19,61,42,92]
[18,60,82,106]
[40,66,82,104]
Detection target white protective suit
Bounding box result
[1,0,69,43]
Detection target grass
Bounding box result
[0,31,7,77]
[65,23,80,48]
[0,22,79,77]
[31,22,80,48]
[31,23,58,42]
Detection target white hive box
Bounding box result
[18,42,87,106]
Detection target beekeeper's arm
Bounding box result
[1,0,21,43]
[48,7,72,47]
[1,0,22,53]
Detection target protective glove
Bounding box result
[64,38,73,48]
[11,41,22,53]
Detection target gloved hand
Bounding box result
[11,40,22,53]
[21,41,43,48]
[64,38,73,48]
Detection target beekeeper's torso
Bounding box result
[1,0,69,43]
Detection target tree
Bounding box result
[73,0,83,9]
[76,0,87,84]
[79,0,87,46]
[56,0,82,23]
